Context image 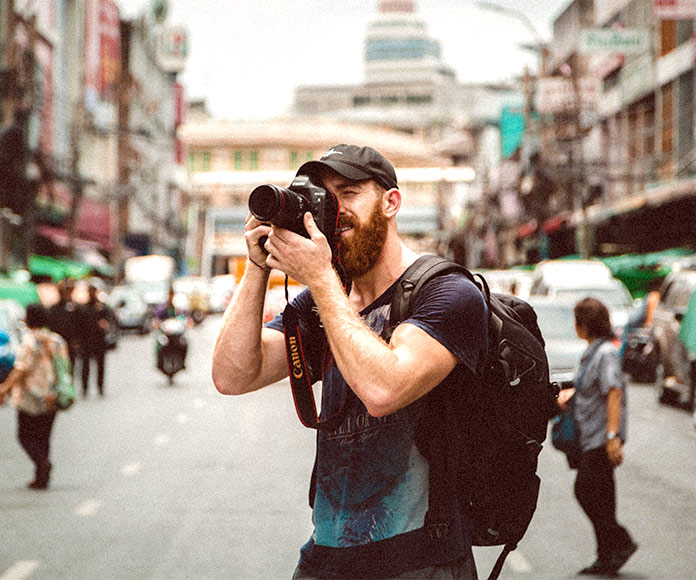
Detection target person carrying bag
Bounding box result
[0,304,72,490]
[553,298,638,577]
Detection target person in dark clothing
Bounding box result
[47,279,79,370]
[76,283,113,397]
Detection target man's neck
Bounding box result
[348,234,419,311]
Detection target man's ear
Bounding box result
[383,188,401,218]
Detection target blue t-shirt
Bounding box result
[267,269,487,578]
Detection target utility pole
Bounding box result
[67,102,84,259]
[114,20,132,283]
[1,0,15,123]
[570,59,591,259]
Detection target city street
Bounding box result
[2,315,696,580]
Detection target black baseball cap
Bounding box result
[297,144,398,191]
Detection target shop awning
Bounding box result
[28,255,93,281]
[0,279,39,307]
[37,224,114,252]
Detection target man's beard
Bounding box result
[339,197,389,280]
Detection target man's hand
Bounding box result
[245,213,273,269]
[606,438,623,466]
[265,212,334,286]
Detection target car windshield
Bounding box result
[554,287,632,308]
[532,304,578,340]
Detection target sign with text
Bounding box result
[579,28,651,54]
[157,26,189,73]
[654,0,696,19]
[536,77,601,114]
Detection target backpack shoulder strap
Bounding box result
[389,255,475,329]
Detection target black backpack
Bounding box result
[387,255,558,580]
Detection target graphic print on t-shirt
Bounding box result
[312,302,429,548]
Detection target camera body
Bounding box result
[248,174,340,255]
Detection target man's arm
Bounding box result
[212,217,289,395]
[309,268,458,417]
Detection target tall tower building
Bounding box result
[364,0,455,85]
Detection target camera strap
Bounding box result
[282,277,346,431]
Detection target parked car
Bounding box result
[129,279,171,308]
[545,280,635,337]
[477,269,534,300]
[107,285,152,334]
[651,268,696,409]
[531,262,635,338]
[528,297,586,389]
[530,259,614,295]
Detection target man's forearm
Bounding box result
[308,269,407,414]
[212,262,271,394]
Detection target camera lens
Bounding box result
[249,185,286,221]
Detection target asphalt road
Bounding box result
[1,315,696,580]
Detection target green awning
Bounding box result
[600,248,696,298]
[0,279,39,307]
[29,255,93,281]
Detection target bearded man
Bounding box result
[212,145,487,579]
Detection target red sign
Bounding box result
[654,0,696,19]
[84,0,121,108]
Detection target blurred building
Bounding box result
[291,0,524,269]
[0,0,188,279]
[489,0,696,265]
[178,108,474,276]
[293,0,521,142]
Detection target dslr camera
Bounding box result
[248,174,341,256]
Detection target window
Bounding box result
[188,151,211,173]
[234,150,243,170]
[250,150,258,170]
[290,151,299,169]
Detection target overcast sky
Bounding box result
[116,0,573,120]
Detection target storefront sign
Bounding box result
[536,76,601,114]
[157,26,189,73]
[579,28,651,54]
[84,0,121,129]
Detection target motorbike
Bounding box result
[622,326,658,383]
[155,317,188,384]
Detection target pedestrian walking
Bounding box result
[0,304,69,490]
[76,282,113,397]
[47,279,79,370]
[558,297,638,576]
[213,144,488,579]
